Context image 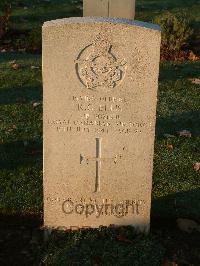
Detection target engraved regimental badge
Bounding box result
[75,34,127,90]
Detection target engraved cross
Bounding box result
[80,138,122,193]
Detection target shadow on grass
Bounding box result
[159,61,200,82]
[11,3,82,28]
[156,110,200,138]
[0,139,42,170]
[0,52,41,63]
[0,86,41,105]
[152,188,200,222]
[0,212,43,266]
[0,212,42,227]
[137,0,199,11]
[0,52,41,105]
[13,8,81,25]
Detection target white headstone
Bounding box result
[83,0,135,19]
[43,17,161,232]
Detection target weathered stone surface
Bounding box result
[83,0,108,17]
[43,17,161,232]
[83,0,135,19]
[109,0,135,19]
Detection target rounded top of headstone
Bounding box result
[43,17,160,32]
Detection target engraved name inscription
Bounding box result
[47,95,153,135]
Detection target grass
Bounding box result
[153,62,200,220]
[39,227,165,265]
[0,53,42,214]
[0,0,200,265]
[137,0,200,27]
[8,0,82,31]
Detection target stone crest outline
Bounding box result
[75,34,127,90]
